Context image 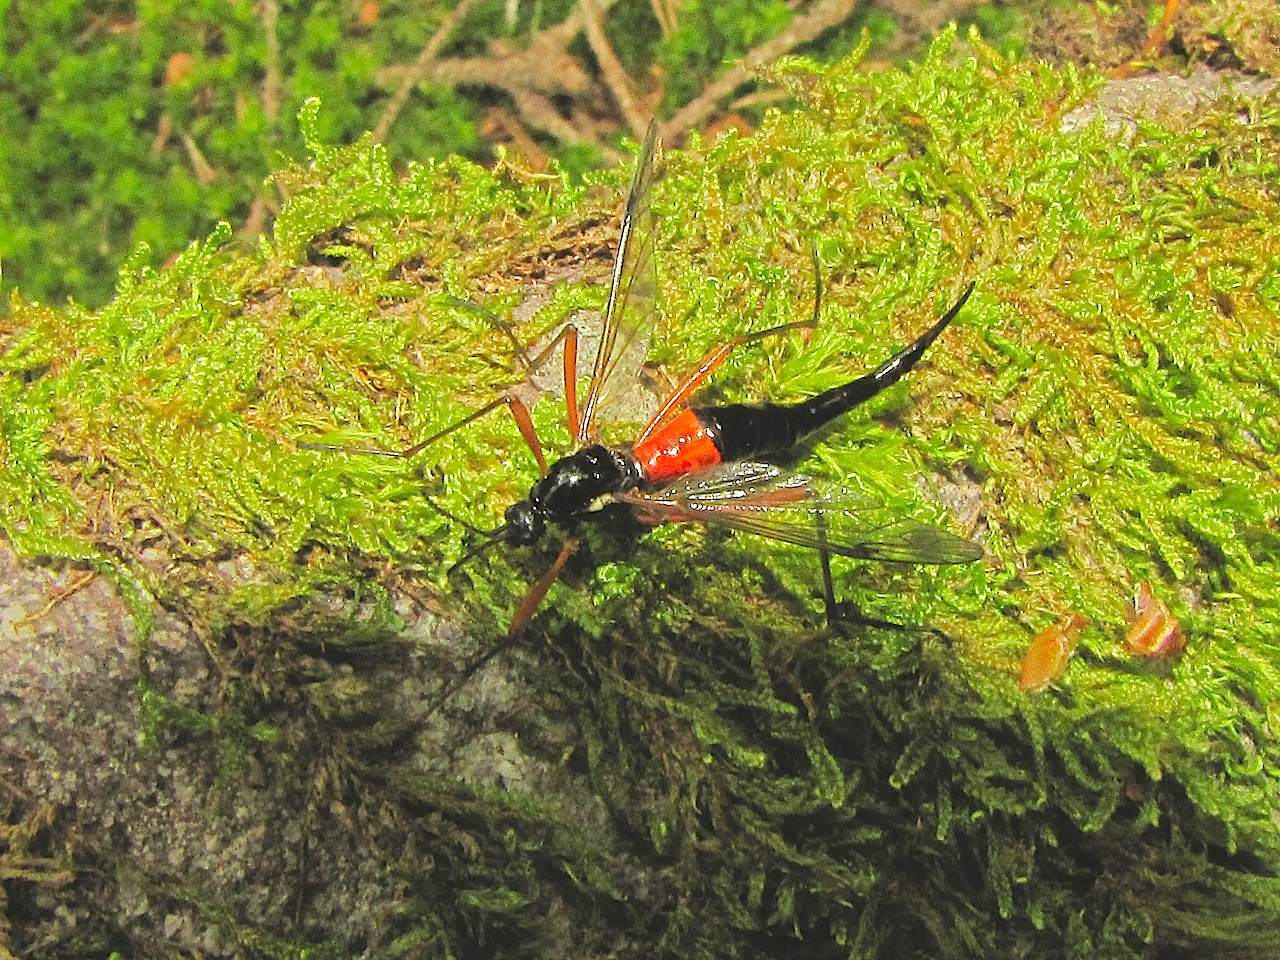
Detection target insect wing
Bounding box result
[658,460,789,499]
[625,463,983,565]
[577,121,659,444]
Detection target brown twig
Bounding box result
[382,44,587,97]
[149,112,174,155]
[729,88,792,111]
[650,0,681,38]
[375,0,624,148]
[180,131,218,185]
[374,0,485,142]
[580,0,647,139]
[510,89,619,160]
[481,106,552,171]
[13,570,97,630]
[260,0,282,121]
[1110,0,1182,80]
[238,192,272,240]
[510,0,624,69]
[235,0,282,243]
[663,0,861,141]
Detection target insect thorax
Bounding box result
[530,445,641,519]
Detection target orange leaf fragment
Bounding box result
[1019,613,1088,693]
[1124,581,1184,658]
[164,51,196,88]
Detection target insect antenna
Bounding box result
[297,438,408,457]
[422,492,488,537]
[447,526,509,576]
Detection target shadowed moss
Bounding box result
[2,28,1279,960]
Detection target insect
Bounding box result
[1124,581,1184,658]
[324,122,980,638]
[1018,612,1088,693]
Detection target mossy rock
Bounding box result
[2,31,1279,960]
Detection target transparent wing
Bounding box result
[622,463,983,565]
[577,121,659,444]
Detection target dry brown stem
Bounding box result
[580,0,647,139]
[260,0,282,121]
[12,571,96,631]
[482,106,552,171]
[374,0,486,142]
[149,111,174,155]
[180,131,218,185]
[376,0,623,148]
[238,192,272,241]
[650,0,681,38]
[664,0,862,140]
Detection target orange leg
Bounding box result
[508,537,578,637]
[420,535,579,721]
[636,316,815,444]
[562,324,581,441]
[1110,0,1181,79]
[409,321,581,471]
[304,391,551,474]
[409,392,548,471]
[302,322,583,476]
[637,243,823,444]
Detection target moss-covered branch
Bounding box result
[2,30,1279,959]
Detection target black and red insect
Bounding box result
[334,122,980,636]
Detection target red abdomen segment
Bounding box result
[632,408,723,483]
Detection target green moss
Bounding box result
[4,28,1280,959]
[0,1,494,306]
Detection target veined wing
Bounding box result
[577,120,659,444]
[621,463,983,565]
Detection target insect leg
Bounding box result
[561,325,581,441]
[416,393,549,473]
[302,323,586,475]
[509,537,579,638]
[814,513,953,642]
[417,536,579,721]
[815,511,840,628]
[496,320,583,463]
[636,317,817,444]
[824,595,954,643]
[303,392,550,474]
[637,247,823,444]
[420,632,519,721]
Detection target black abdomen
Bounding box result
[698,283,974,462]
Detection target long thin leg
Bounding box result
[304,392,549,474]
[562,325,581,441]
[302,322,583,475]
[814,506,952,640]
[407,320,585,469]
[421,393,549,472]
[516,321,581,441]
[450,297,565,382]
[421,632,520,721]
[815,512,840,629]
[419,537,579,721]
[637,245,823,444]
[508,537,578,637]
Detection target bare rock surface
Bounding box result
[1061,66,1279,141]
[0,542,617,955]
